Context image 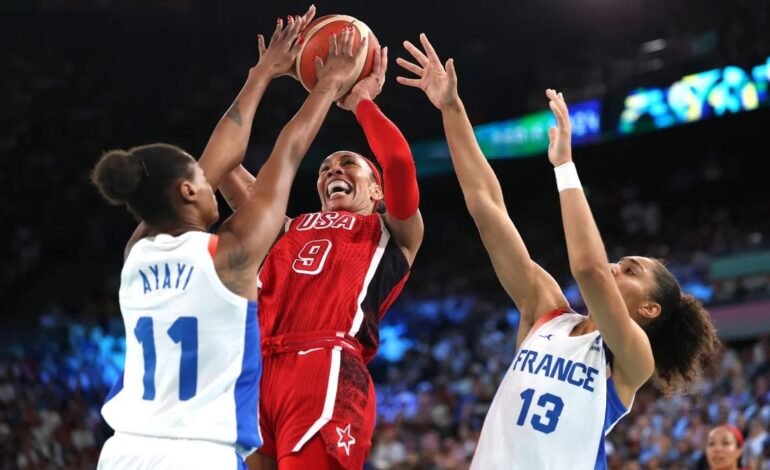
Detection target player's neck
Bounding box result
[147,220,208,238]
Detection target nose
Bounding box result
[326,163,344,177]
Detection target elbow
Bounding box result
[464,191,503,222]
[570,260,610,282]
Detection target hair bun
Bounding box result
[91,149,145,205]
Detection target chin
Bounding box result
[326,198,352,212]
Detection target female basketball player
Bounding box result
[93,15,367,469]
[706,425,746,470]
[220,40,423,470]
[397,34,719,469]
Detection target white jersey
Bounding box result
[101,232,261,457]
[472,311,632,470]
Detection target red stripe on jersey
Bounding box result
[208,234,219,258]
[529,307,571,336]
[379,272,410,319]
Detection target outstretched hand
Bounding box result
[396,33,459,111]
[254,5,316,79]
[546,89,573,167]
[337,46,388,111]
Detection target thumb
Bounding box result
[314,55,324,75]
[258,34,267,57]
[548,127,558,147]
[446,58,457,82]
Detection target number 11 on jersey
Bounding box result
[134,316,199,401]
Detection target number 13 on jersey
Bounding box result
[516,388,564,434]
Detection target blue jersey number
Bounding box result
[134,316,199,401]
[516,388,564,434]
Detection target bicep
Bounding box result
[472,202,567,318]
[576,269,655,389]
[216,194,285,290]
[217,156,295,269]
[384,210,424,267]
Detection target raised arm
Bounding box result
[124,9,315,258]
[210,6,315,203]
[215,27,368,300]
[546,89,654,390]
[396,34,567,341]
[337,47,423,265]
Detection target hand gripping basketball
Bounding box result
[314,26,369,97]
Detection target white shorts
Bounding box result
[98,432,246,470]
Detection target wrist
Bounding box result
[247,65,274,83]
[314,77,345,95]
[353,95,375,114]
[554,161,582,192]
[439,96,463,113]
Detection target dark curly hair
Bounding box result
[91,143,194,226]
[642,260,721,394]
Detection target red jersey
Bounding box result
[258,211,410,363]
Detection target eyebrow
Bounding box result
[620,257,645,271]
[320,155,360,170]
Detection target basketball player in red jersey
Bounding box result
[219,32,423,470]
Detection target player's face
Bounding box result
[317,152,382,214]
[706,427,741,470]
[191,162,219,227]
[609,256,660,323]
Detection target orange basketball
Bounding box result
[295,15,380,100]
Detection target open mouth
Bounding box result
[326,179,353,200]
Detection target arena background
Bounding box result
[2,0,769,468]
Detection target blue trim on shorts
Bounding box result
[235,300,262,451]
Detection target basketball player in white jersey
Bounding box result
[397,34,720,469]
[92,17,368,469]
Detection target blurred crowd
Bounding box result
[2,308,770,468]
[3,0,770,468]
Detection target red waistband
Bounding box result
[261,331,363,357]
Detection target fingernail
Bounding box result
[298,35,305,44]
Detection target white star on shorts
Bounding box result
[336,423,356,456]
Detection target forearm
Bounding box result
[272,82,339,168]
[559,181,610,275]
[199,69,271,190]
[355,99,419,219]
[220,166,255,211]
[441,100,505,209]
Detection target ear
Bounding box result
[369,182,384,204]
[638,301,661,320]
[178,180,197,203]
